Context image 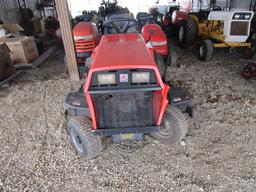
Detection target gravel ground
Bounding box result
[0,47,256,192]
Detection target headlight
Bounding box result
[244,14,251,20]
[233,13,251,20]
[74,34,94,41]
[98,73,116,85]
[233,13,241,19]
[132,72,150,83]
[150,41,167,46]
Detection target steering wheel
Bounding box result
[209,5,222,11]
[138,16,155,22]
[85,12,100,22]
[103,18,138,33]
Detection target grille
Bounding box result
[75,40,95,52]
[92,91,155,129]
[230,21,249,36]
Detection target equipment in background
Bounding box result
[0,43,16,81]
[98,0,130,19]
[175,0,255,61]
[73,22,100,66]
[242,63,256,79]
[72,6,176,78]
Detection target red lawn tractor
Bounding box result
[73,22,100,65]
[64,17,193,158]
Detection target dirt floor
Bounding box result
[0,46,256,192]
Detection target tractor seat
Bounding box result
[105,13,138,34]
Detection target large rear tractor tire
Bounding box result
[178,18,197,47]
[199,40,214,61]
[151,105,188,145]
[68,116,102,158]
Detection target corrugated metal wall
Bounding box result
[0,0,38,24]
[232,0,251,10]
[0,0,21,23]
[25,0,39,15]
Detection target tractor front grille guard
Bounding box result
[91,91,156,129]
[75,40,95,53]
[230,21,249,36]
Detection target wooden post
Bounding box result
[55,0,80,81]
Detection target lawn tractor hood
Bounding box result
[208,11,254,42]
[73,22,100,55]
[83,33,169,130]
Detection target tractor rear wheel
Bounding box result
[68,116,102,158]
[151,105,188,145]
[199,40,214,61]
[178,18,197,47]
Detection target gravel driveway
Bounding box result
[0,47,256,192]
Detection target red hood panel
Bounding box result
[90,33,156,71]
[73,22,96,36]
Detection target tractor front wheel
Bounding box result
[151,105,188,145]
[199,40,214,61]
[68,116,102,158]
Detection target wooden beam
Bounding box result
[55,0,80,81]
[0,70,24,87]
[14,46,56,69]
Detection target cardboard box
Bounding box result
[0,43,16,80]
[0,24,24,38]
[0,37,39,64]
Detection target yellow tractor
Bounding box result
[178,1,255,61]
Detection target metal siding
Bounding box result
[25,0,38,13]
[233,0,251,10]
[0,0,38,24]
[0,0,20,23]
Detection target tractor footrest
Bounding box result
[64,91,90,117]
[93,126,160,136]
[169,86,193,117]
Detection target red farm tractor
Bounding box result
[64,17,193,158]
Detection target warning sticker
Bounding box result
[119,74,129,83]
[120,74,129,82]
